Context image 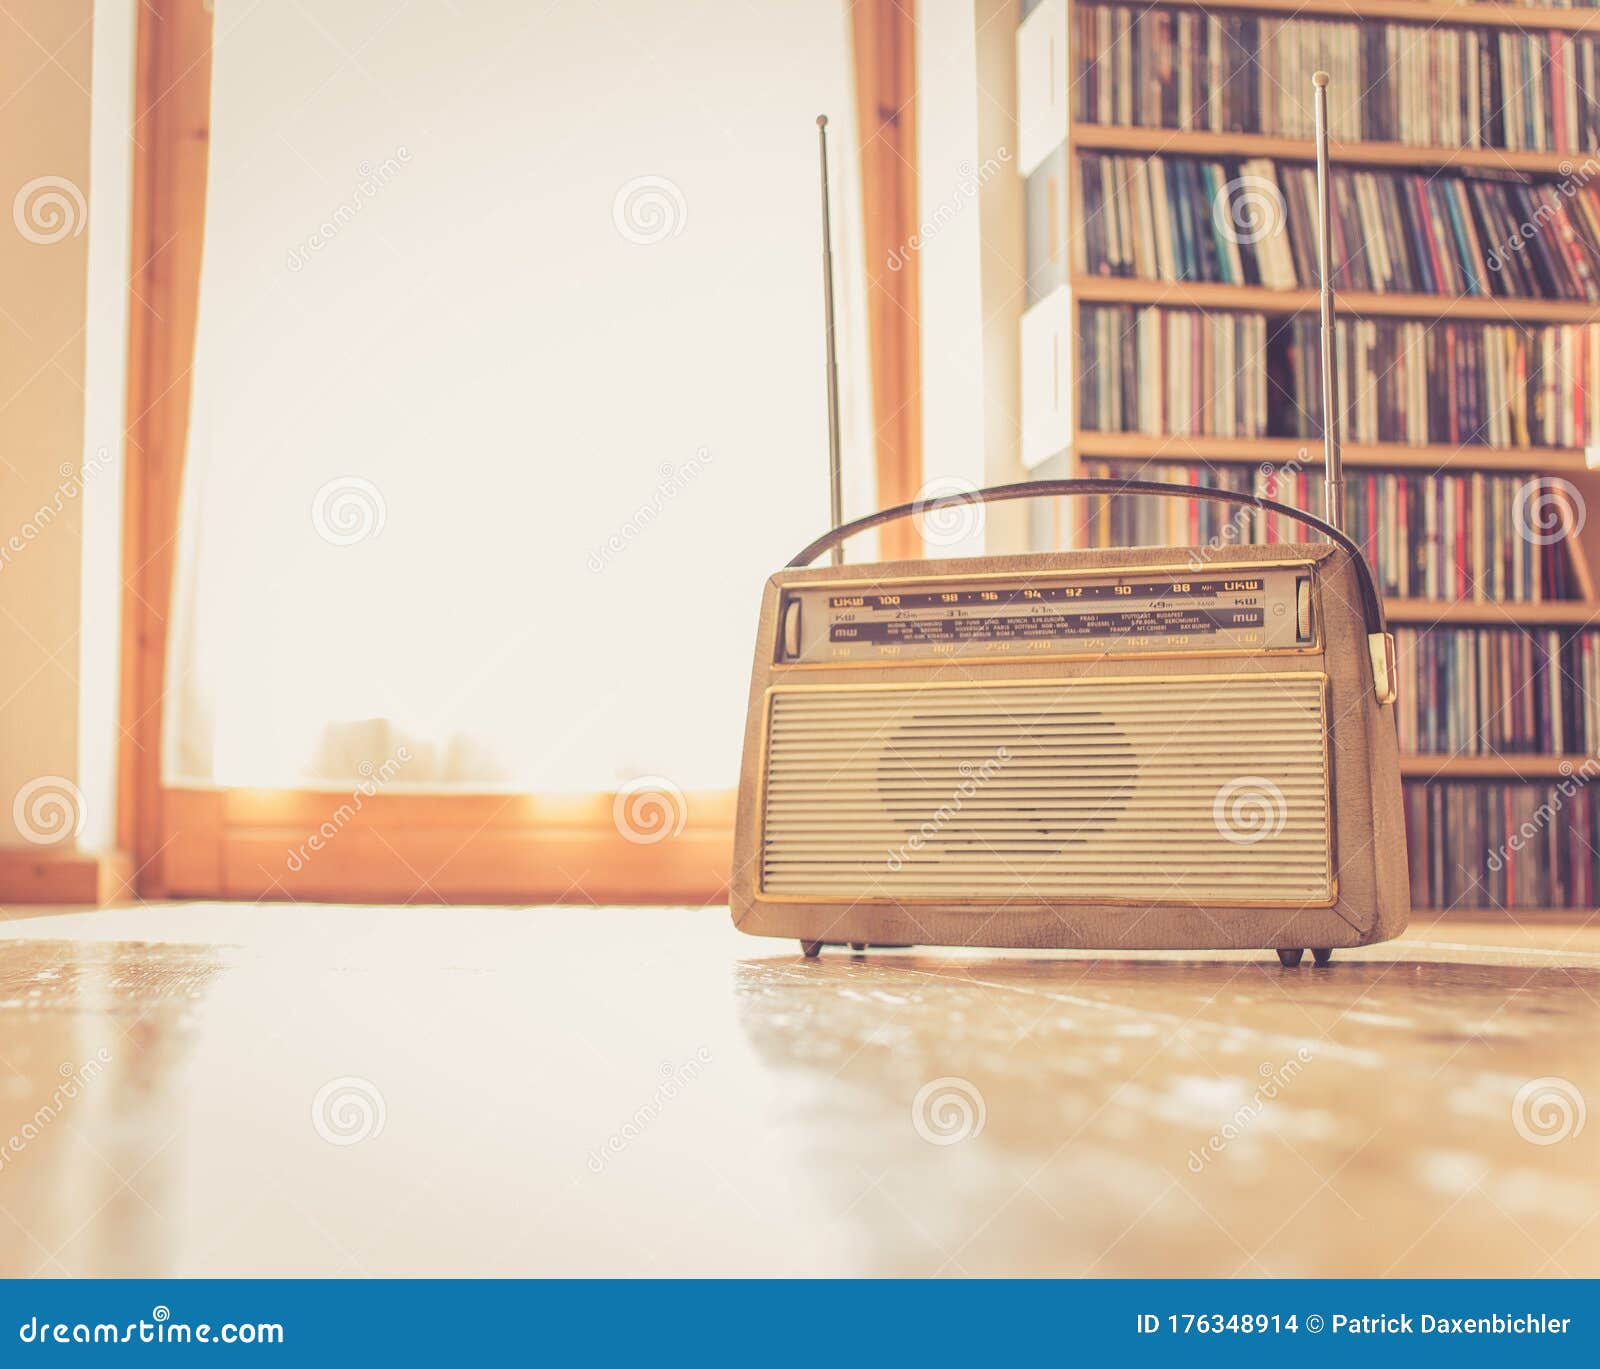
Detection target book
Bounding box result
[1073,3,1600,153]
[1395,626,1600,754]
[1023,1,1600,913]
[1076,306,1268,437]
[1288,315,1600,447]
[1404,780,1600,910]
[1076,457,1579,602]
[1076,303,1600,448]
[1074,151,1600,301]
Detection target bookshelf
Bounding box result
[1074,122,1594,175]
[1075,432,1600,473]
[1068,278,1600,324]
[1015,0,1600,916]
[1384,598,1600,625]
[1117,0,1600,36]
[1399,755,1595,779]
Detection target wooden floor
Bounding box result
[0,903,1595,1277]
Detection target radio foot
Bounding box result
[849,942,867,951]
[800,940,823,958]
[1276,947,1305,968]
[1312,948,1333,967]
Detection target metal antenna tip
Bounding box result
[816,114,828,128]
[1313,70,1329,87]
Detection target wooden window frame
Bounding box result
[853,0,924,562]
[117,0,920,902]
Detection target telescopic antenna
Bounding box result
[817,114,845,566]
[1312,72,1344,531]
[1313,73,1396,705]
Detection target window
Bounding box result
[165,0,873,801]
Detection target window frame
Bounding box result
[118,0,921,902]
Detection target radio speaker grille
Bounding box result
[759,675,1332,905]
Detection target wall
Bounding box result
[915,0,1027,557]
[0,0,135,854]
[77,0,135,851]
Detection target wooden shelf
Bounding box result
[1072,432,1596,473]
[1070,276,1600,324]
[1399,753,1596,779]
[1122,0,1600,36]
[1412,905,1600,921]
[1385,597,1599,625]
[1028,1,1600,900]
[1071,123,1592,176]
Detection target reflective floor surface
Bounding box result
[0,904,1595,1276]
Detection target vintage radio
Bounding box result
[732,79,1409,965]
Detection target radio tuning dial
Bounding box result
[782,599,803,659]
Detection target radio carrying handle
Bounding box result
[788,477,1383,629]
[787,477,1398,704]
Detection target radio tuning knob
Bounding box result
[1295,577,1313,642]
[782,599,803,660]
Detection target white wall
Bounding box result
[0,0,135,850]
[77,0,136,850]
[917,0,987,541]
[915,0,1027,557]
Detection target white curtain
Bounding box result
[166,0,873,792]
